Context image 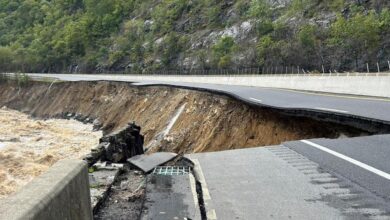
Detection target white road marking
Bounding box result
[192,159,211,200]
[249,97,262,102]
[190,158,218,219]
[301,140,390,180]
[207,209,218,220]
[189,174,199,209]
[314,107,348,113]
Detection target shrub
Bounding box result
[212,36,236,68]
[298,24,317,50]
[328,11,381,65]
[15,73,31,87]
[248,0,271,18]
[0,73,9,83]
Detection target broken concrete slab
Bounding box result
[89,167,121,213]
[84,122,144,165]
[127,152,177,173]
[94,161,124,170]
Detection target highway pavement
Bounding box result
[28,73,390,125]
[188,146,390,219]
[283,135,390,202]
[141,174,201,220]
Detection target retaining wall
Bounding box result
[0,159,92,220]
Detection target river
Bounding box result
[0,107,102,199]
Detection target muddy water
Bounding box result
[0,108,102,199]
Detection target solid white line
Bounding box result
[301,140,390,180]
[192,159,211,200]
[190,158,218,219]
[189,175,199,209]
[314,107,348,113]
[249,97,262,103]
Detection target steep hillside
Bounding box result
[0,0,389,73]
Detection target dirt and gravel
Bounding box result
[0,107,102,198]
[0,81,365,155]
[94,168,146,220]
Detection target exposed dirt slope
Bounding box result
[0,81,363,154]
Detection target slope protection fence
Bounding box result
[79,60,390,76]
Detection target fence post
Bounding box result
[377,62,380,75]
[388,60,390,71]
[366,63,370,73]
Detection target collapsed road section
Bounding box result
[1,79,390,219]
[0,80,374,155]
[91,152,203,219]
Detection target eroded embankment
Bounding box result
[0,81,366,154]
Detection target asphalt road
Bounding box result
[28,73,390,124]
[188,146,390,220]
[141,174,200,220]
[283,135,390,202]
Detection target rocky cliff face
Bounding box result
[113,0,389,72]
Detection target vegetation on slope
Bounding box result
[0,0,389,73]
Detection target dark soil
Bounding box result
[94,168,146,220]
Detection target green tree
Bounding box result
[257,35,275,66]
[151,0,188,33]
[0,47,13,71]
[212,36,236,68]
[328,11,381,69]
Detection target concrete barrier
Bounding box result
[28,73,390,98]
[0,160,92,220]
[116,74,390,98]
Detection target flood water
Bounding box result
[0,107,102,199]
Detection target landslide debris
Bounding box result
[0,81,364,155]
[85,122,144,166]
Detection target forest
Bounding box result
[0,0,389,73]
